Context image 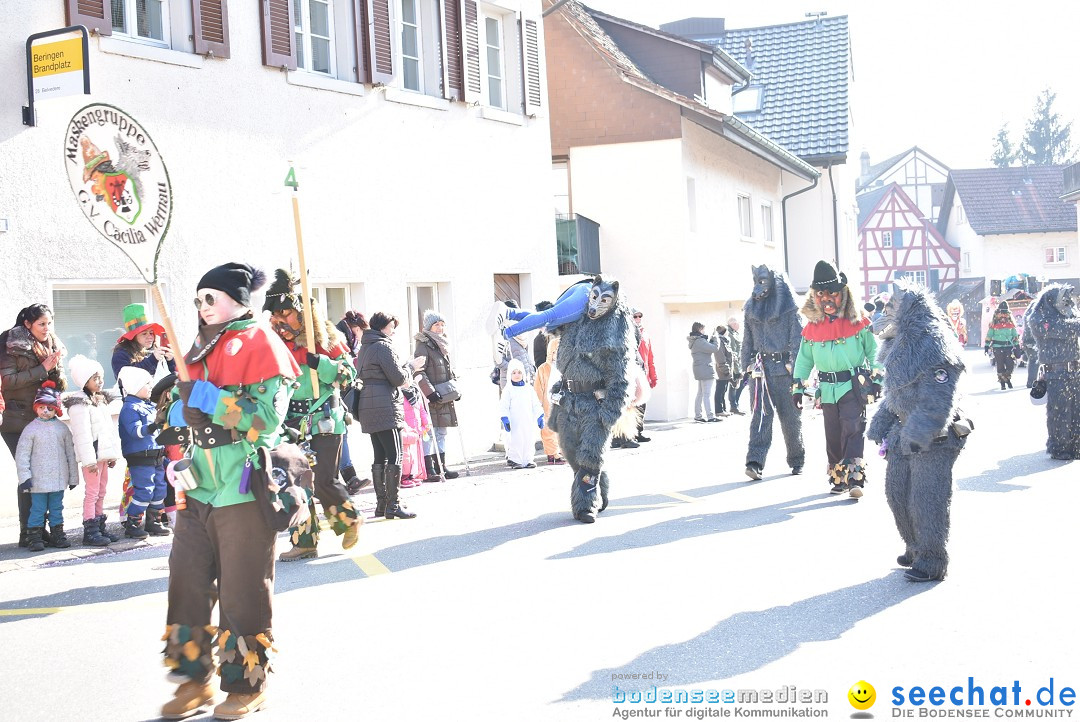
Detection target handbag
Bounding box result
[248,443,314,532]
[433,379,461,402]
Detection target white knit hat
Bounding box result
[68,355,104,391]
[117,366,153,397]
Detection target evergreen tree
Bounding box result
[1018,88,1074,166]
[990,123,1015,168]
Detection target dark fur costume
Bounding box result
[868,281,967,581]
[740,265,805,473]
[547,277,636,523]
[1026,284,1080,459]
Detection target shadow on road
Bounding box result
[955,451,1051,493]
[548,494,851,560]
[558,573,933,702]
[0,577,168,624]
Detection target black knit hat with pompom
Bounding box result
[196,262,266,307]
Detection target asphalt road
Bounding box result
[0,348,1076,722]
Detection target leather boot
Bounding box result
[383,464,416,519]
[342,464,371,495]
[422,455,444,483]
[98,514,121,542]
[439,452,459,479]
[124,513,150,539]
[27,526,46,552]
[82,518,110,547]
[145,509,172,536]
[371,464,386,517]
[49,524,71,549]
[213,691,267,720]
[161,679,215,720]
[18,528,28,548]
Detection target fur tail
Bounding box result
[612,405,642,442]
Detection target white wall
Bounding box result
[982,231,1079,282]
[0,2,555,478]
[786,159,860,297]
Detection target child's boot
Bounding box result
[97,514,121,542]
[83,518,111,546]
[145,509,171,536]
[161,679,216,720]
[27,527,46,552]
[124,513,149,539]
[49,524,71,549]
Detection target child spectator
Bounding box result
[533,335,564,465]
[64,355,123,547]
[400,385,431,487]
[15,382,79,552]
[499,359,544,469]
[117,366,168,539]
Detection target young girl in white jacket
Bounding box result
[499,359,544,469]
[63,355,122,546]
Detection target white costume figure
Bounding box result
[499,359,544,468]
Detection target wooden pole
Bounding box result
[291,195,321,392]
[151,283,214,474]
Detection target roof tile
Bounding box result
[951,166,1078,235]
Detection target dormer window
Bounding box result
[733,84,764,114]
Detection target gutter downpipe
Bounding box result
[781,173,819,274]
[542,0,573,17]
[828,162,840,265]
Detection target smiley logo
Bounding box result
[848,680,876,710]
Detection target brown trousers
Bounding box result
[822,391,867,467]
[167,498,276,692]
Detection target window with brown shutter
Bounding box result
[261,0,297,69]
[66,0,112,35]
[460,0,480,103]
[192,0,230,57]
[441,0,462,100]
[522,16,541,115]
[354,0,370,83]
[367,0,394,84]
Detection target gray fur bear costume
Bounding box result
[867,281,969,582]
[547,277,637,523]
[1025,284,1080,460]
[740,265,805,479]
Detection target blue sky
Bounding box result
[580,0,1080,170]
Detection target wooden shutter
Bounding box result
[366,0,394,85]
[441,0,462,100]
[521,15,542,115]
[192,0,230,58]
[354,0,370,83]
[460,0,480,103]
[261,0,296,70]
[66,0,112,35]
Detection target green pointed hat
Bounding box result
[118,303,165,343]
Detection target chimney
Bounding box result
[860,150,871,178]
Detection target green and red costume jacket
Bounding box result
[284,339,355,436]
[984,323,1019,349]
[793,317,881,404]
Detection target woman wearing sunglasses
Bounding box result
[161,262,301,720]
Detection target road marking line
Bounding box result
[661,491,697,503]
[352,554,391,576]
[0,607,62,616]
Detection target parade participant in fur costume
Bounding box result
[546,277,638,523]
[264,269,361,561]
[793,261,881,497]
[984,302,1020,390]
[945,300,968,346]
[740,265,805,480]
[163,263,300,720]
[1025,284,1080,460]
[868,281,970,582]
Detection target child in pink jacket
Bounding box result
[400,385,432,487]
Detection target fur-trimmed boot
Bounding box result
[571,468,601,523]
[27,527,46,552]
[83,518,111,547]
[422,455,444,483]
[97,514,121,542]
[439,452,459,480]
[49,524,71,549]
[846,458,866,499]
[124,513,150,539]
[371,464,386,517]
[383,464,417,520]
[145,508,171,536]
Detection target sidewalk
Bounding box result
[0,416,748,572]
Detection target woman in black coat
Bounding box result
[356,312,423,519]
[1,304,67,546]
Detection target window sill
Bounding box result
[384,88,450,111]
[480,106,524,125]
[98,36,204,68]
[739,235,755,244]
[287,71,365,97]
